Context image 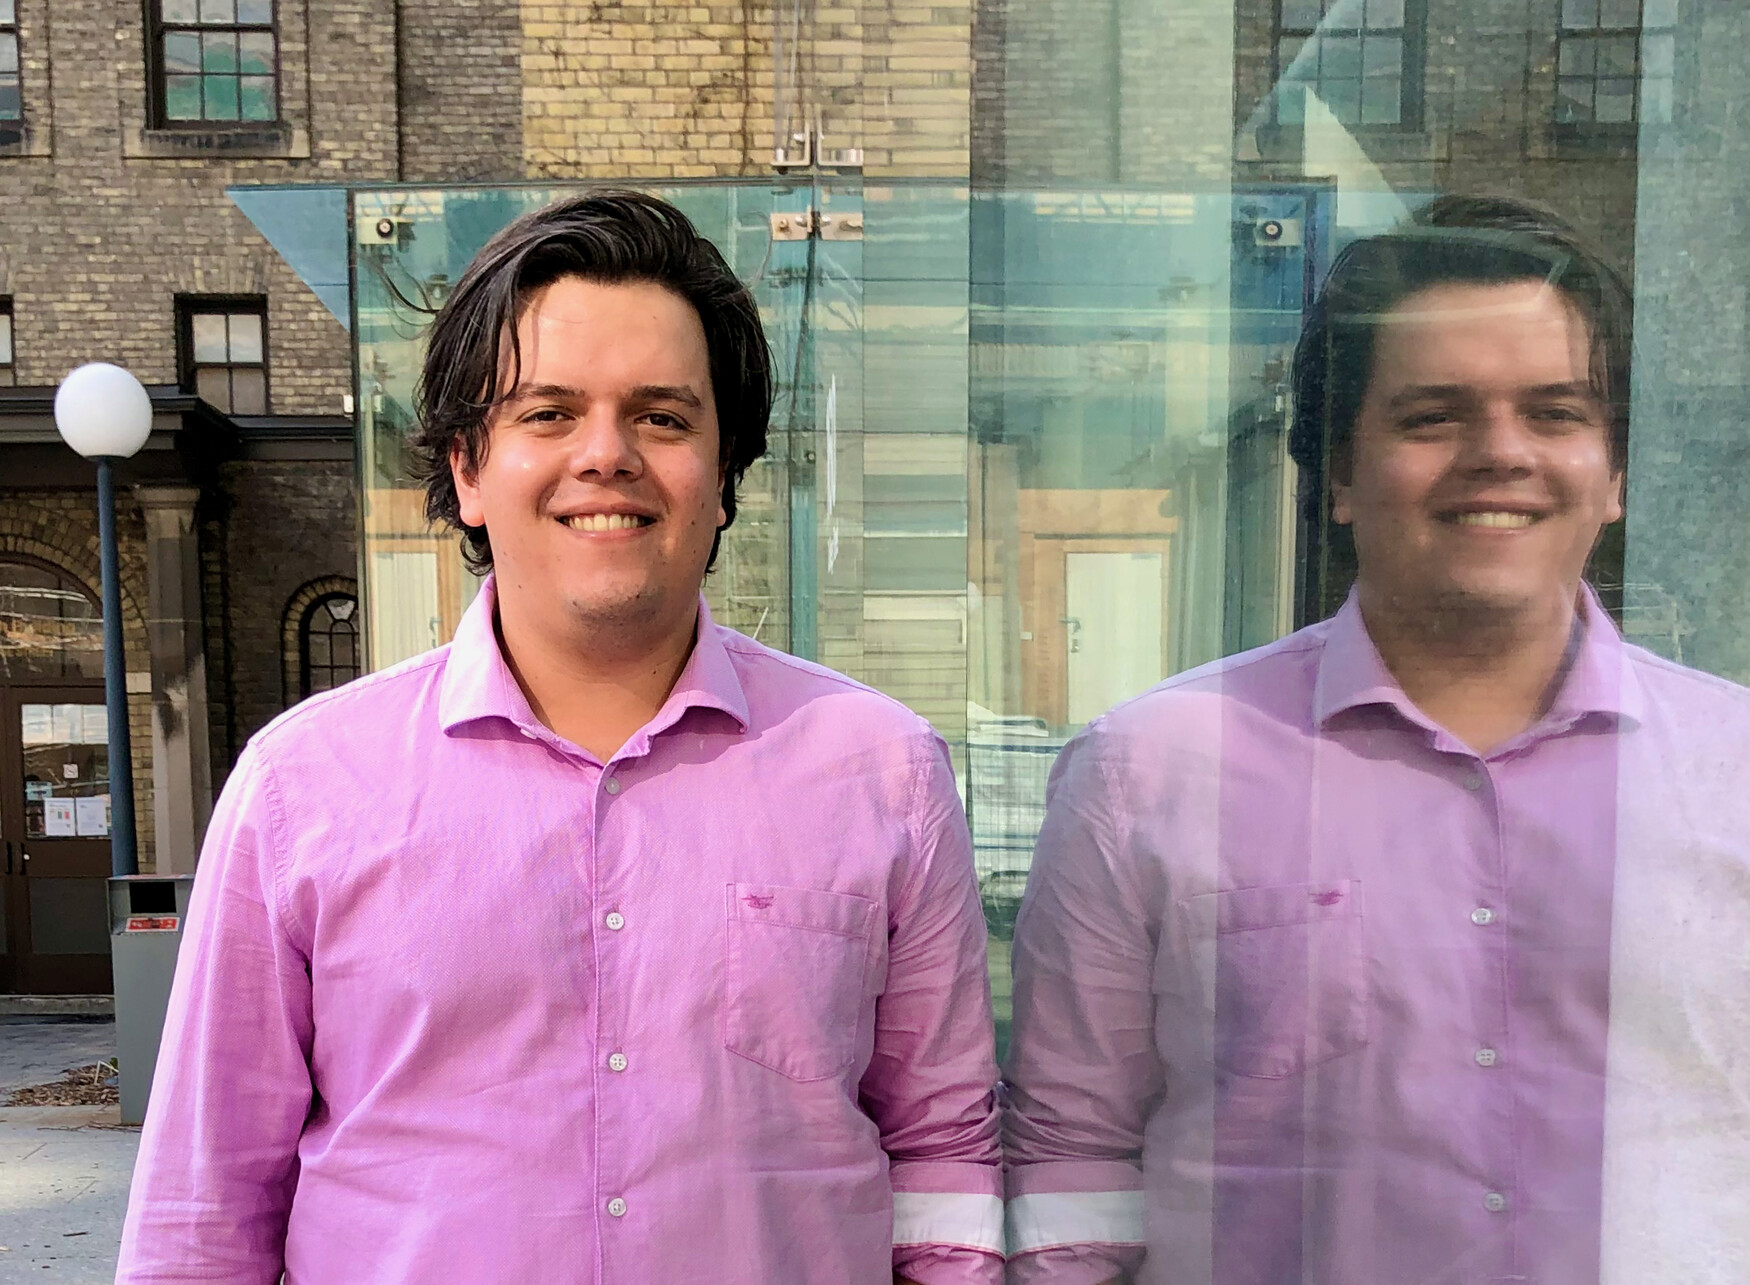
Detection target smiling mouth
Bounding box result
[1447,511,1540,530]
[559,514,654,532]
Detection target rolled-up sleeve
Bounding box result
[1003,731,1160,1284]
[116,743,314,1282]
[863,733,1004,1285]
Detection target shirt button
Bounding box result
[1474,1047,1499,1067]
[1463,772,1485,791]
[1483,1191,1508,1213]
[607,1197,628,1218]
[604,777,621,795]
[604,911,625,931]
[608,1052,628,1072]
[1471,907,1495,926]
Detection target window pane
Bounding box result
[1599,0,1640,27]
[0,0,15,24]
[1362,75,1401,124]
[1321,77,1361,123]
[1281,0,1321,30]
[0,32,17,75]
[161,0,199,21]
[191,312,228,362]
[238,31,274,75]
[309,632,331,668]
[194,366,231,411]
[163,31,200,75]
[1598,34,1637,75]
[239,74,275,120]
[230,366,266,413]
[0,76,16,122]
[1366,0,1404,29]
[203,74,239,120]
[1363,34,1401,77]
[202,30,236,74]
[1563,0,1599,28]
[1643,32,1675,76]
[1277,79,1307,123]
[1320,34,1361,81]
[228,312,263,362]
[0,314,12,365]
[163,74,201,119]
[197,0,235,22]
[1279,34,1314,79]
[1644,0,1678,25]
[1323,0,1359,33]
[1556,76,1592,121]
[1559,37,1596,76]
[236,0,274,22]
[1596,77,1635,121]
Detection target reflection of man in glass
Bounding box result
[120,193,1002,1284]
[1002,195,1750,1283]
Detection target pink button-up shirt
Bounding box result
[1003,588,1750,1284]
[118,578,1002,1284]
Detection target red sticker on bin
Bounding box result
[124,915,179,933]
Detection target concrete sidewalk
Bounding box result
[0,1020,137,1284]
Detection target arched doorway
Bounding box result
[0,556,112,994]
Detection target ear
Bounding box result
[1604,466,1625,526]
[450,437,487,529]
[1330,476,1354,526]
[716,465,728,531]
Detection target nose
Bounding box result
[1458,402,1537,477]
[564,403,642,480]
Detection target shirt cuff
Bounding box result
[1006,1191,1146,1256]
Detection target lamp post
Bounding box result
[53,363,153,878]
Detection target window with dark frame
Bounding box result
[0,299,15,387]
[299,593,360,699]
[1557,0,1676,126]
[152,0,279,126]
[1,0,21,123]
[179,299,268,414]
[1275,0,1416,129]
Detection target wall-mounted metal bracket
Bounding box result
[769,208,865,242]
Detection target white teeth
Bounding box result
[562,513,648,532]
[1453,511,1535,529]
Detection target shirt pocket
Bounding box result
[1177,880,1369,1080]
[723,882,879,1082]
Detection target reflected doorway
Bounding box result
[1065,550,1166,724]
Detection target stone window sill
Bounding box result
[0,120,51,158]
[123,122,310,160]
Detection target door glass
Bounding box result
[0,561,103,682]
[20,703,110,840]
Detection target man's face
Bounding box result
[452,276,725,641]
[1332,279,1623,625]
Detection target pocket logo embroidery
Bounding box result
[1311,888,1345,906]
[742,893,774,910]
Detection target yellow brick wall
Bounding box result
[519,1,973,179]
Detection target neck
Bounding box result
[493,588,701,763]
[1357,583,1583,755]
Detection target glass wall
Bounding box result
[350,0,1750,1076]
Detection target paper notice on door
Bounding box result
[75,795,110,838]
[44,798,76,836]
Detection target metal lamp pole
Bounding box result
[94,455,139,877]
[54,363,154,879]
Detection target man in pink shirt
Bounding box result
[118,192,1003,1284]
[1003,195,1750,1283]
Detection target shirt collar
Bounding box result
[1313,582,1644,735]
[438,574,751,744]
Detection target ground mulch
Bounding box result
[3,1062,119,1107]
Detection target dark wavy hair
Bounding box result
[408,190,772,572]
[1289,193,1633,485]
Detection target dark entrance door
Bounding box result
[1,686,114,993]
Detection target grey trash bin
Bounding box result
[108,875,194,1126]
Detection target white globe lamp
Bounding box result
[53,362,154,460]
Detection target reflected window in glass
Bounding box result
[0,560,103,683]
[1556,0,1674,126]
[1275,0,1416,129]
[153,0,276,125]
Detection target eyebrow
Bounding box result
[502,382,706,409]
[1385,381,1599,408]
